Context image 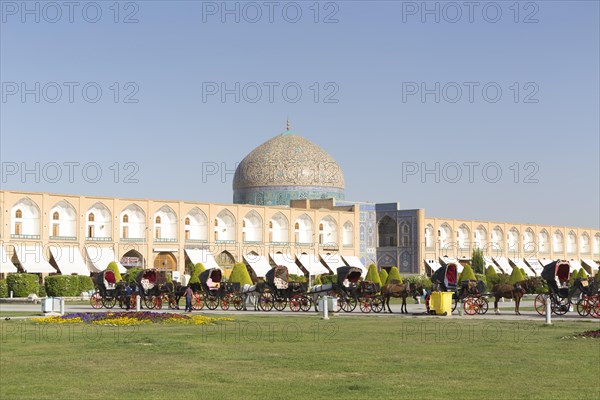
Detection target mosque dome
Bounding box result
[233,127,345,206]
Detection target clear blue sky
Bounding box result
[1,1,598,228]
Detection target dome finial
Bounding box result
[286,117,291,132]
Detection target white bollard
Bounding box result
[458,300,463,316]
[323,295,329,320]
[9,291,13,299]
[136,295,141,312]
[59,298,65,315]
[545,296,551,324]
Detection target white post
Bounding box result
[59,298,65,315]
[136,295,141,312]
[323,295,329,320]
[458,300,463,316]
[545,296,551,324]
[9,290,13,299]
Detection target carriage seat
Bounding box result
[242,284,255,293]
[105,281,116,290]
[274,277,288,290]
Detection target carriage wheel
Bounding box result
[359,298,372,313]
[591,295,600,318]
[576,297,591,317]
[130,294,137,309]
[167,294,178,310]
[143,296,156,310]
[299,295,313,312]
[273,296,287,311]
[476,297,489,315]
[102,296,116,309]
[192,293,204,310]
[463,297,477,316]
[371,296,384,313]
[220,294,231,311]
[451,296,458,313]
[206,295,219,310]
[90,292,103,309]
[552,297,570,315]
[290,296,301,312]
[339,295,357,313]
[534,293,549,316]
[232,295,244,311]
[259,292,274,311]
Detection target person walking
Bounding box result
[184,285,194,312]
[124,284,133,310]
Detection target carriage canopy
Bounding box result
[541,260,570,285]
[94,269,117,290]
[431,263,458,290]
[337,266,362,286]
[266,265,289,289]
[200,268,222,285]
[135,269,166,291]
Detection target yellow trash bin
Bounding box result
[429,291,453,316]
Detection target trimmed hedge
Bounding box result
[404,275,432,290]
[379,269,389,286]
[313,275,322,285]
[459,264,477,282]
[321,274,337,285]
[77,276,94,292]
[44,275,94,296]
[387,266,402,284]
[7,274,39,297]
[509,267,526,284]
[289,274,307,283]
[38,284,47,297]
[0,279,8,298]
[471,248,485,274]
[189,263,205,285]
[365,264,382,286]
[229,262,253,286]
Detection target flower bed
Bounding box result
[34,312,233,326]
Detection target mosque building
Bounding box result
[0,123,598,279]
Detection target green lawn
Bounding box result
[0,314,598,399]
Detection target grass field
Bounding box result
[0,314,598,400]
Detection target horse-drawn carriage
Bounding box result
[199,268,243,311]
[429,263,489,315]
[253,266,311,312]
[135,269,169,309]
[535,260,599,317]
[90,269,126,309]
[429,262,459,312]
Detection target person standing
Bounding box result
[184,285,194,312]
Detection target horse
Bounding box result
[380,281,423,314]
[491,282,526,315]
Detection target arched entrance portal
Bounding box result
[154,252,177,272]
[121,249,145,269]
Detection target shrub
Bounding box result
[106,262,123,282]
[471,248,485,274]
[123,268,143,284]
[579,268,589,279]
[520,268,527,278]
[321,274,337,285]
[313,275,322,285]
[459,264,476,282]
[379,269,389,286]
[404,275,432,290]
[188,263,205,285]
[509,267,526,284]
[288,274,307,283]
[45,276,74,296]
[485,265,498,287]
[77,276,94,293]
[365,264,382,286]
[475,273,486,283]
[7,274,39,297]
[386,266,402,284]
[0,279,8,298]
[229,262,253,286]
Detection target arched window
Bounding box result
[295,222,299,230]
[15,209,22,218]
[155,216,161,224]
[185,217,190,225]
[88,213,95,222]
[122,214,129,223]
[269,221,273,229]
[214,219,218,227]
[52,211,59,220]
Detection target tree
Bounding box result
[106,262,122,282]
[229,262,253,286]
[387,266,402,284]
[379,269,389,286]
[313,275,322,285]
[509,267,525,284]
[579,268,589,279]
[459,264,476,282]
[365,264,382,286]
[188,263,205,285]
[471,248,485,274]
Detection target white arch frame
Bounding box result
[566,231,577,254]
[319,215,338,246]
[11,197,41,237]
[269,212,289,243]
[86,202,112,239]
[49,200,77,238]
[294,214,313,244]
[185,208,208,242]
[474,225,487,249]
[215,209,236,242]
[342,221,353,247]
[553,230,564,253]
[154,205,177,241]
[243,210,263,243]
[120,204,146,240]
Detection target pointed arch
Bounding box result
[154,205,177,241]
[270,212,289,243]
[342,221,353,247]
[552,230,564,253]
[579,232,591,254]
[378,216,397,247]
[457,224,470,250]
[243,210,263,242]
[120,204,146,240]
[538,229,550,254]
[319,215,338,246]
[438,223,453,251]
[215,209,236,241]
[11,197,41,237]
[425,223,434,249]
[185,207,208,242]
[294,214,313,244]
[49,199,77,238]
[566,230,577,254]
[86,202,112,239]
[474,225,487,249]
[491,226,504,252]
